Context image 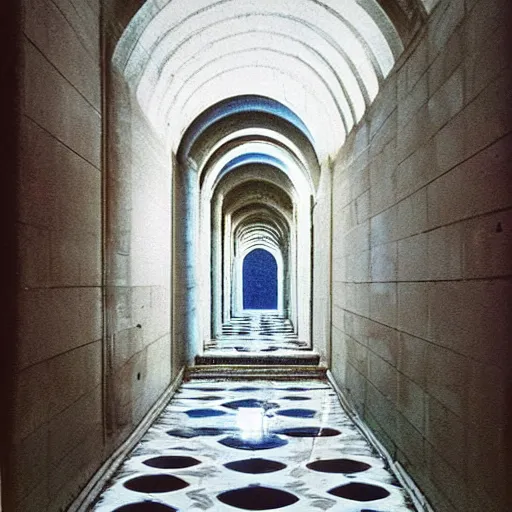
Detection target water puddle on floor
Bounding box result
[93,379,416,511]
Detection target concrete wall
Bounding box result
[330,0,511,510]
[8,1,179,510]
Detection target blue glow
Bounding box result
[218,153,285,181]
[243,249,278,310]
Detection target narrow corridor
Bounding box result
[5,0,511,511]
[93,379,415,512]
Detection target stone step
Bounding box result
[186,364,327,380]
[194,351,320,367]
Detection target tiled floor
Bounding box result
[205,313,309,352]
[93,379,416,511]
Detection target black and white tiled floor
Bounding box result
[93,380,416,511]
[206,313,309,352]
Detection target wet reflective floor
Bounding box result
[93,380,416,512]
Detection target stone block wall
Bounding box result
[330,0,511,510]
[13,1,103,510]
[9,1,178,510]
[105,88,173,445]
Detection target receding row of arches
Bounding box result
[107,0,432,362]
[176,95,319,353]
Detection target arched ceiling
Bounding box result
[112,0,424,162]
[180,96,313,160]
[224,180,294,218]
[233,207,290,255]
[214,164,297,205]
[200,130,315,198]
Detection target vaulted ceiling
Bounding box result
[113,0,429,162]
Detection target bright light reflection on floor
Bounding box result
[237,407,267,440]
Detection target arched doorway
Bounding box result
[243,249,278,310]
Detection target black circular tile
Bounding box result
[279,396,311,401]
[219,435,288,451]
[275,409,316,418]
[143,456,201,469]
[217,485,299,510]
[306,458,371,474]
[281,387,309,392]
[276,427,340,438]
[327,483,390,502]
[124,475,189,493]
[224,458,287,474]
[232,387,261,392]
[112,503,177,512]
[185,408,227,418]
